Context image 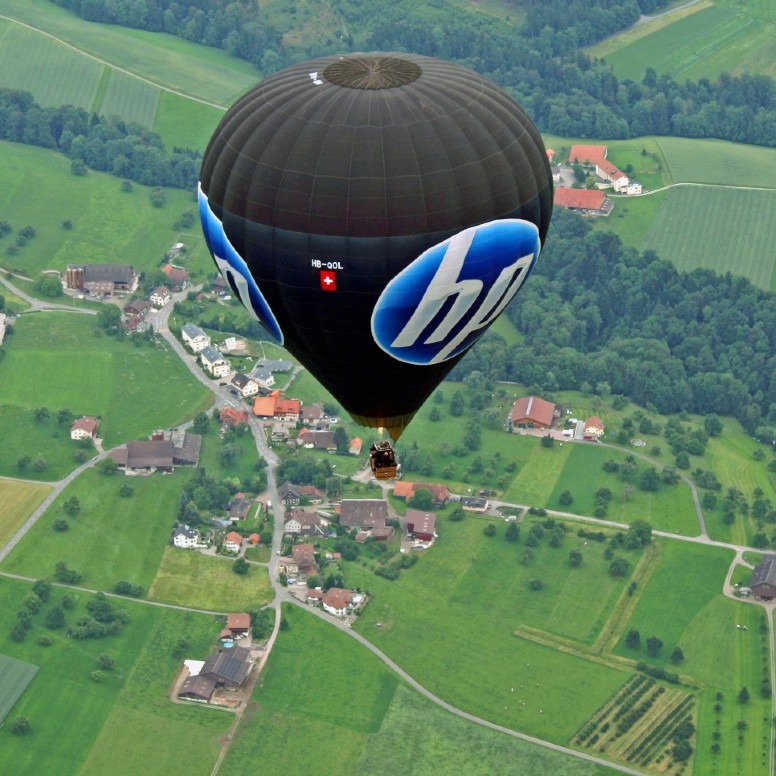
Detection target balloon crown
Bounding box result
[323,56,422,89]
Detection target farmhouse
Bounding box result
[181,322,211,353]
[172,524,201,549]
[510,396,556,430]
[751,555,776,598]
[123,298,150,320]
[406,509,437,542]
[584,416,605,437]
[162,264,190,290]
[338,499,388,530]
[553,187,610,216]
[70,416,99,441]
[301,404,325,425]
[200,646,251,689]
[220,407,249,427]
[284,508,328,537]
[291,543,319,578]
[279,481,302,506]
[66,263,137,296]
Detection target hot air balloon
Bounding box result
[199,53,553,475]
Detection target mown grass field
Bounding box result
[0,479,51,545]
[100,70,160,128]
[154,91,225,152]
[0,313,212,446]
[0,141,213,280]
[588,2,776,82]
[0,577,229,776]
[148,547,273,611]
[349,517,633,743]
[1,468,191,591]
[640,186,776,290]
[225,606,618,775]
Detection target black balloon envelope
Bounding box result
[199,53,553,441]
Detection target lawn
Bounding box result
[0,577,228,776]
[348,518,633,743]
[148,547,274,611]
[1,468,189,592]
[0,479,51,546]
[0,312,212,446]
[0,141,213,281]
[640,185,776,291]
[100,69,161,128]
[154,91,225,152]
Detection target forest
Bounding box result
[454,208,776,443]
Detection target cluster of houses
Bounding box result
[550,145,643,217]
[509,395,605,440]
[177,613,254,704]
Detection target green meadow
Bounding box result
[225,605,618,776]
[148,547,274,612]
[0,577,229,776]
[0,141,213,280]
[0,313,212,446]
[0,468,189,592]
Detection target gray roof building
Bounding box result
[751,555,776,597]
[339,499,387,529]
[182,322,207,339]
[201,647,251,688]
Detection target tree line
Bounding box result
[0,89,199,189]
[454,208,776,437]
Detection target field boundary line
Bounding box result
[0,13,226,111]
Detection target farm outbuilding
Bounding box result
[750,555,776,598]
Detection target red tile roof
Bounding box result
[553,187,606,211]
[569,145,608,164]
[510,396,556,428]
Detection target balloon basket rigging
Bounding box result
[369,439,399,481]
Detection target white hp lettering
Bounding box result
[390,228,534,363]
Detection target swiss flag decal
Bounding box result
[320,270,337,291]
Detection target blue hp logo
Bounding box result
[198,185,283,344]
[372,220,540,365]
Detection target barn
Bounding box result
[750,555,776,598]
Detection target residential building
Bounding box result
[220,407,250,427]
[230,373,259,398]
[173,524,200,549]
[291,543,318,578]
[181,323,211,353]
[226,612,250,636]
[279,482,302,506]
[584,416,605,437]
[301,404,324,425]
[250,363,275,388]
[224,531,242,553]
[460,496,489,513]
[162,264,190,290]
[70,416,99,441]
[150,286,171,307]
[338,499,388,530]
[200,346,230,378]
[393,481,450,507]
[322,587,354,617]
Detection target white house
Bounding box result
[224,531,242,553]
[230,373,259,398]
[173,524,200,548]
[181,322,211,353]
[200,346,230,378]
[322,588,354,617]
[70,416,100,441]
[150,286,171,307]
[250,364,275,389]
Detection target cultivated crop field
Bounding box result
[148,547,274,611]
[0,313,212,446]
[640,186,776,290]
[588,2,776,82]
[0,653,38,723]
[0,479,51,546]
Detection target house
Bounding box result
[393,481,450,507]
[178,674,216,703]
[181,323,211,353]
[200,646,251,689]
[172,524,201,548]
[220,407,250,427]
[551,164,561,183]
[284,508,328,537]
[279,482,302,506]
[338,499,388,530]
[200,346,230,378]
[70,416,99,441]
[291,544,318,578]
[250,364,275,389]
[460,496,489,513]
[306,589,325,604]
[349,437,363,456]
[553,187,609,215]
[751,555,776,598]
[510,396,556,430]
[253,396,277,419]
[301,404,324,425]
[322,587,354,617]
[297,429,336,451]
[255,358,292,373]
[229,494,252,522]
[66,263,137,296]
[162,264,190,290]
[123,298,150,319]
[406,509,437,542]
[247,533,260,545]
[231,373,259,398]
[297,485,324,504]
[226,612,250,636]
[224,531,242,553]
[284,507,305,534]
[275,398,302,422]
[150,286,171,307]
[584,416,605,437]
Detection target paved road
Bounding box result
[0,270,98,315]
